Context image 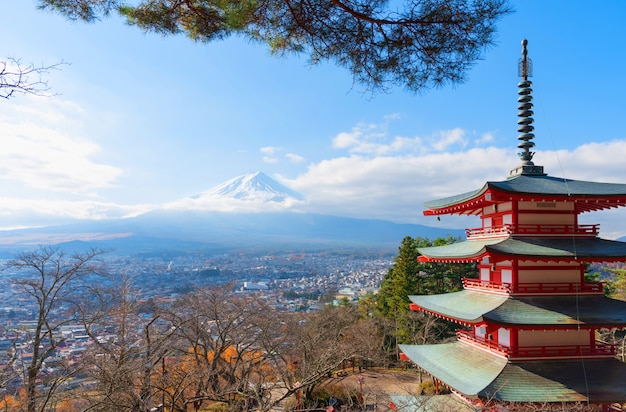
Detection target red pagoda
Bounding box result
[399,40,626,410]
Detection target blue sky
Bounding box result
[3,1,626,238]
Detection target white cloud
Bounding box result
[475,131,496,145]
[260,146,280,163]
[284,146,514,224]
[0,97,122,195]
[0,196,153,230]
[281,139,626,238]
[286,153,306,164]
[431,128,468,151]
[162,195,303,213]
[331,119,472,156]
[260,146,279,155]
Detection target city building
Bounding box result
[399,40,626,410]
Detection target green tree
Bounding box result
[376,236,430,345]
[376,235,472,346]
[605,268,626,301]
[38,0,511,94]
[376,236,424,318]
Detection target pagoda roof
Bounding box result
[409,291,626,326]
[417,236,626,263]
[486,295,626,326]
[408,291,507,324]
[399,342,626,403]
[423,174,626,215]
[399,342,507,397]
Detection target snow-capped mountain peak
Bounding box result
[191,172,304,203]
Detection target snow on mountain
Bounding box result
[163,172,305,212]
[192,171,304,202]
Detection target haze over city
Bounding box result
[3,1,626,238]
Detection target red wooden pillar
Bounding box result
[512,259,519,293]
[511,326,519,353]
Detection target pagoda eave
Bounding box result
[399,342,626,403]
[419,237,626,263]
[409,302,477,326]
[408,291,507,325]
[418,254,484,263]
[410,292,626,326]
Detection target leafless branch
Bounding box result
[0,57,67,100]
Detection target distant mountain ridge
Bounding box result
[0,210,464,254]
[0,172,464,254]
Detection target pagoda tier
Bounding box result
[418,236,626,296]
[417,236,626,263]
[408,291,626,327]
[408,291,626,360]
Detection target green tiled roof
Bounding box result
[409,291,507,323]
[423,174,626,210]
[423,187,487,209]
[417,236,626,260]
[398,342,507,396]
[409,291,626,326]
[484,359,626,403]
[417,238,502,259]
[486,295,626,326]
[491,174,626,197]
[400,342,626,403]
[490,237,626,258]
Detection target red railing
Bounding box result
[462,278,604,295]
[465,226,511,238]
[466,224,599,238]
[462,278,511,293]
[457,330,509,356]
[509,344,616,358]
[514,281,604,294]
[457,330,616,359]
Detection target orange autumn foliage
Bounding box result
[0,388,26,411]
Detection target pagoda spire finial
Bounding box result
[510,39,545,177]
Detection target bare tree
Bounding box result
[280,305,387,409]
[161,284,291,411]
[0,58,65,99]
[3,246,106,412]
[76,271,175,411]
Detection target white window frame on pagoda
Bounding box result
[497,327,511,348]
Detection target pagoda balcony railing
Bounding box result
[514,281,604,294]
[466,224,599,238]
[457,330,509,356]
[457,330,616,359]
[462,278,604,295]
[462,278,511,294]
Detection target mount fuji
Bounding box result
[0,172,464,254]
[190,171,304,203]
[162,171,304,212]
